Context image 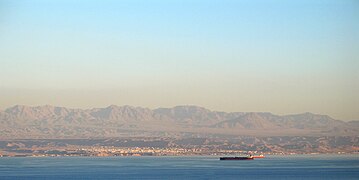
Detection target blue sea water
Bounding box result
[0,155,358,179]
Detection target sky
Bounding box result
[0,0,358,120]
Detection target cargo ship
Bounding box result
[220,155,254,160]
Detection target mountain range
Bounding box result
[0,105,358,139]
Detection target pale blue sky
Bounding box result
[0,0,358,120]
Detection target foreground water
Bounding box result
[0,155,358,179]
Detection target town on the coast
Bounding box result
[1,137,358,157]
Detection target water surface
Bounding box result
[0,155,358,179]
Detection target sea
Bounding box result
[0,155,358,179]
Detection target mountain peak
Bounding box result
[5,105,31,114]
[106,105,120,109]
[173,105,210,110]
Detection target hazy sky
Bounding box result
[0,0,358,120]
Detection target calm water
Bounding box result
[0,155,358,179]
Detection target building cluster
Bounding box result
[1,146,251,157]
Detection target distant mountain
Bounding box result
[154,105,244,126]
[348,120,359,127]
[0,105,357,139]
[90,105,156,122]
[212,112,281,129]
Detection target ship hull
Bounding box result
[220,157,254,160]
